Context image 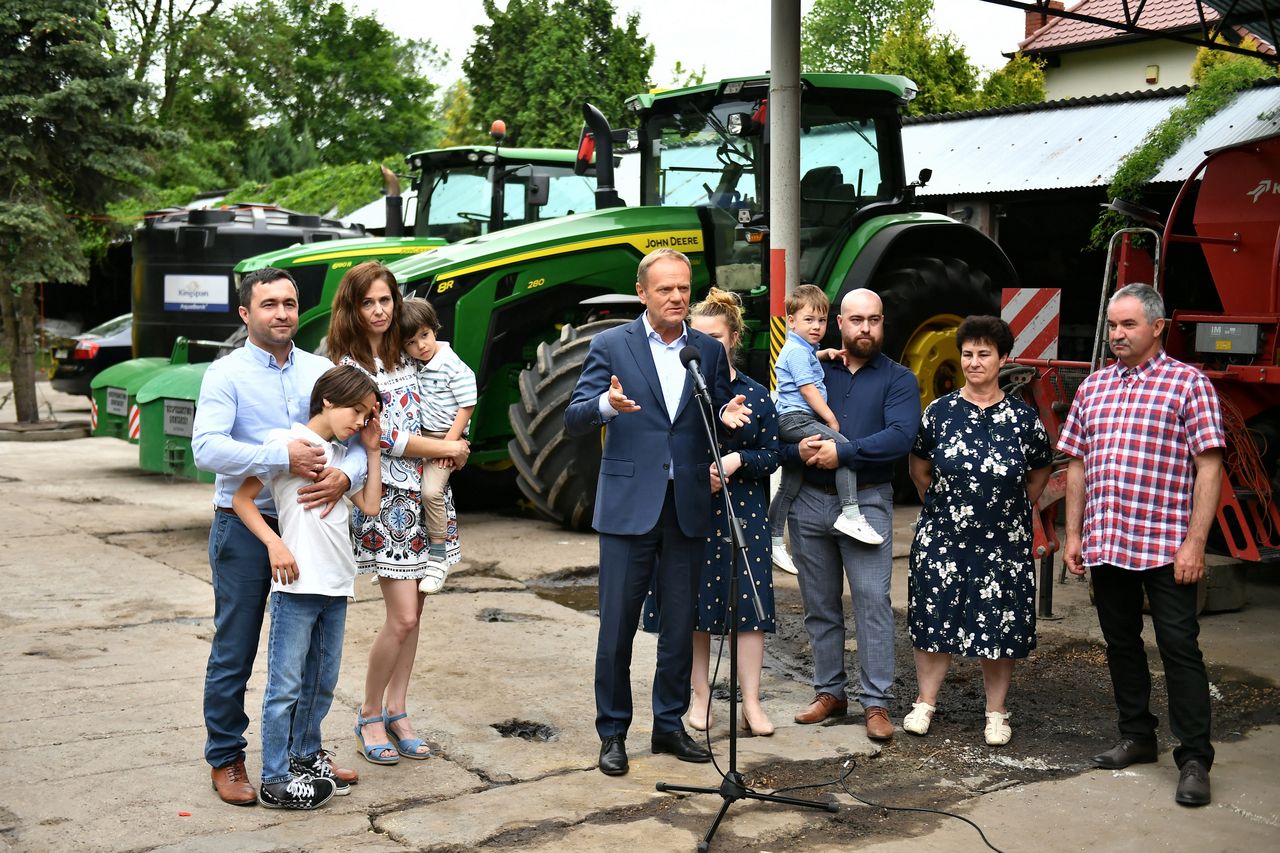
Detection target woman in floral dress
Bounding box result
[326,261,470,764]
[904,315,1051,746]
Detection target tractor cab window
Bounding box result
[501,164,597,223]
[797,105,889,284]
[644,97,761,211]
[644,96,765,295]
[418,167,490,242]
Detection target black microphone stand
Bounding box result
[656,371,836,852]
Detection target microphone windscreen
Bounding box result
[679,345,701,369]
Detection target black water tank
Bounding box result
[131,204,364,357]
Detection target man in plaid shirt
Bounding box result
[1059,283,1224,808]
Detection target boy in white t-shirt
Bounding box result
[233,365,383,810]
[400,298,476,594]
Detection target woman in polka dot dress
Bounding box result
[642,288,780,736]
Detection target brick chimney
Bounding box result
[1026,1,1065,39]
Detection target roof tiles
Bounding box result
[1020,0,1221,51]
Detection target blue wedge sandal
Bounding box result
[384,709,432,759]
[354,711,400,765]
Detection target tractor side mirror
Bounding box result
[527,174,549,207]
[917,168,933,186]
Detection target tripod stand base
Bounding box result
[657,771,837,850]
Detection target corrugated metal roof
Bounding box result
[905,78,1280,196]
[1153,83,1280,181]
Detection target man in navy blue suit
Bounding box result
[565,248,752,776]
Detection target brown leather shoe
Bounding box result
[864,706,894,741]
[327,755,359,785]
[794,692,849,724]
[211,759,257,806]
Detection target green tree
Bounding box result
[108,0,225,117]
[1,1,160,422]
[868,0,980,115]
[980,52,1048,109]
[463,0,654,148]
[437,81,487,148]
[668,60,707,88]
[801,0,907,73]
[181,0,443,168]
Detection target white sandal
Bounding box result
[903,701,936,735]
[984,711,1011,745]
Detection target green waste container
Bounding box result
[89,358,169,443]
[136,362,214,483]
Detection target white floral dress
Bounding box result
[341,355,461,579]
[908,392,1050,659]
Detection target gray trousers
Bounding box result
[788,481,895,709]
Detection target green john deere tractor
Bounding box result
[366,73,1015,529]
[240,143,605,352]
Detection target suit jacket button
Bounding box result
[663,463,670,470]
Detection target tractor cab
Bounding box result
[408,146,601,243]
[628,75,912,299]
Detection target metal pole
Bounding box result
[769,0,801,389]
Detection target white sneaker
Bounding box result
[833,512,884,545]
[772,543,799,575]
[903,701,936,736]
[418,559,449,595]
[984,710,1012,746]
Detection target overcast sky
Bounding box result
[353,0,1030,89]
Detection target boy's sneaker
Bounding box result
[258,774,336,810]
[771,542,799,575]
[291,751,352,796]
[833,512,884,545]
[419,559,449,595]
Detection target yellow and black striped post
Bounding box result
[769,314,786,393]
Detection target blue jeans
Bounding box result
[788,482,895,709]
[204,511,273,768]
[261,591,348,784]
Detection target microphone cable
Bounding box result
[766,757,1007,853]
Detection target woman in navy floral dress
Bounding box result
[641,288,780,736]
[904,316,1051,746]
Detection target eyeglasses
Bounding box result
[844,314,883,328]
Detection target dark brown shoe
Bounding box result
[794,692,848,724]
[319,750,359,785]
[864,706,894,741]
[211,759,257,806]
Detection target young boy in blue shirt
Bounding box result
[769,285,882,575]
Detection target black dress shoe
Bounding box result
[1175,760,1211,806]
[599,735,628,776]
[651,728,712,763]
[1090,738,1158,769]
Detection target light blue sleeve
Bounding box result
[777,341,823,389]
[337,437,368,493]
[192,361,289,478]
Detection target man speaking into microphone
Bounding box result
[565,248,752,776]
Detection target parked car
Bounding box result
[49,313,133,397]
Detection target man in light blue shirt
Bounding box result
[193,267,366,806]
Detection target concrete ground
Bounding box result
[1,380,1277,852]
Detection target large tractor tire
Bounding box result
[508,319,628,530]
[872,256,998,501]
[875,255,999,411]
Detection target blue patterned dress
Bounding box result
[908,392,1050,658]
[341,355,461,579]
[642,373,779,634]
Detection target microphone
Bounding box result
[679,345,710,398]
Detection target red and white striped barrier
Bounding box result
[1001,288,1061,360]
[90,398,98,432]
[128,404,140,441]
